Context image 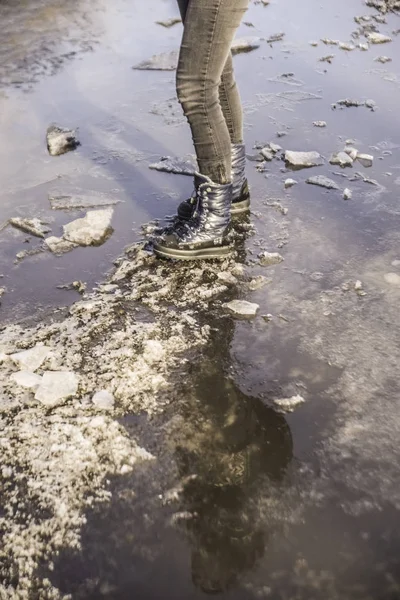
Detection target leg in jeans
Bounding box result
[175,0,249,184]
[176,0,244,147]
[218,53,244,145]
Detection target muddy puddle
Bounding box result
[1,0,400,598]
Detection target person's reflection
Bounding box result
[169,318,294,595]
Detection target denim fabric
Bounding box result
[176,0,249,184]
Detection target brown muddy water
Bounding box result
[1,0,400,598]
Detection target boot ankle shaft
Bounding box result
[231,143,246,199]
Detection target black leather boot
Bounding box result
[177,144,250,221]
[153,173,233,260]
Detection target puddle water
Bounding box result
[2,0,400,597]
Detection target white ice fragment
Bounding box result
[285,150,323,168]
[46,124,80,156]
[258,251,284,266]
[384,273,400,286]
[9,218,51,238]
[92,390,115,410]
[224,300,259,319]
[45,236,77,255]
[367,32,392,44]
[285,178,297,188]
[63,209,114,246]
[142,340,166,364]
[356,153,374,168]
[306,175,339,190]
[274,394,306,412]
[330,152,354,167]
[11,371,42,390]
[35,371,79,407]
[11,345,51,372]
[344,146,359,161]
[231,36,261,54]
[217,271,238,285]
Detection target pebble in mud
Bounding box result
[384,273,400,286]
[375,55,392,62]
[258,251,284,266]
[46,124,80,156]
[284,150,323,169]
[313,121,327,127]
[224,300,259,319]
[306,175,340,190]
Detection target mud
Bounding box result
[1,0,400,598]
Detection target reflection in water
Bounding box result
[169,311,293,595]
[48,298,293,599]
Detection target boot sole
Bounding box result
[153,243,233,261]
[231,197,251,215]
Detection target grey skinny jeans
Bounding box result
[176,0,249,184]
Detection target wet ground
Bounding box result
[1,0,400,598]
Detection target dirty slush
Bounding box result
[1,0,400,598]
